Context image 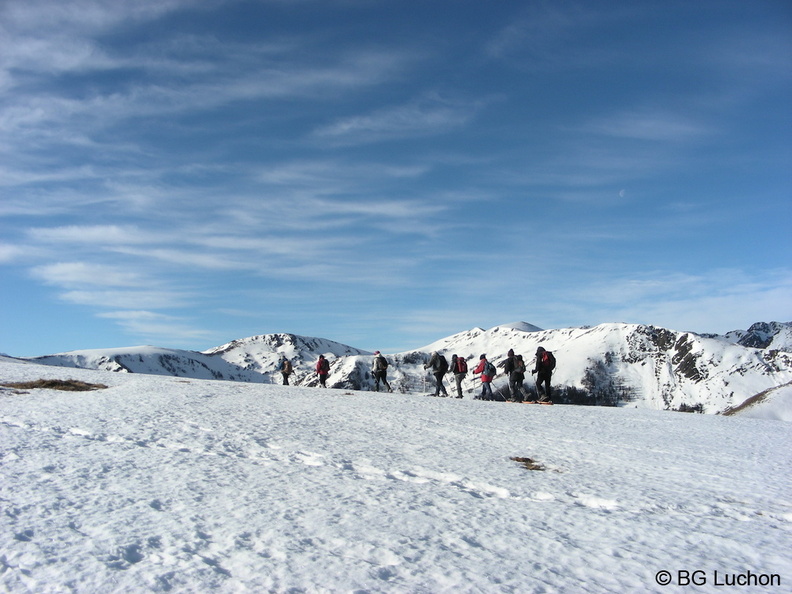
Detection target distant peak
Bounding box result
[492,322,543,333]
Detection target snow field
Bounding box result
[1,359,790,592]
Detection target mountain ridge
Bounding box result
[23,321,792,415]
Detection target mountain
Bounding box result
[406,321,792,414]
[31,346,258,382]
[25,322,792,416]
[720,321,792,350]
[31,334,371,385]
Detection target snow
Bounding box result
[1,358,791,593]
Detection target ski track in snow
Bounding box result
[1,360,791,593]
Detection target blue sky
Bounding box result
[1,0,790,357]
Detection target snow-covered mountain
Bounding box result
[24,322,792,415]
[30,334,372,386]
[720,321,792,350]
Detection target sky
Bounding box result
[1,0,790,357]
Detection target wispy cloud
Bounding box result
[29,259,188,313]
[313,94,482,145]
[59,289,187,310]
[580,110,712,142]
[97,310,215,344]
[484,2,621,68]
[28,225,161,245]
[30,262,147,287]
[0,243,30,264]
[108,247,254,272]
[562,269,792,333]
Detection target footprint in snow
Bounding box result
[294,451,324,466]
[574,494,620,511]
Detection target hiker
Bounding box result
[424,351,449,397]
[532,346,556,402]
[450,354,468,398]
[509,354,529,402]
[503,349,516,400]
[472,354,495,400]
[279,357,293,386]
[372,351,392,392]
[315,354,330,388]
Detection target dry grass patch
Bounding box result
[510,456,546,471]
[1,379,108,392]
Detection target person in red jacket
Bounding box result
[472,354,495,400]
[315,354,330,388]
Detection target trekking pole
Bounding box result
[463,376,475,398]
[470,374,481,399]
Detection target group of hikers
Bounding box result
[423,348,555,402]
[277,347,556,403]
[278,354,332,388]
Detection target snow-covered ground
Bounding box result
[1,358,790,593]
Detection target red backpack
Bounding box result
[457,357,468,373]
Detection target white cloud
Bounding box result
[60,289,187,310]
[313,95,480,144]
[28,225,161,245]
[564,268,792,334]
[97,310,214,343]
[0,243,28,264]
[108,247,253,271]
[581,110,712,142]
[1,0,201,36]
[255,159,428,187]
[31,262,146,288]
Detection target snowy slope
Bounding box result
[31,346,261,382]
[22,322,792,415]
[1,358,790,592]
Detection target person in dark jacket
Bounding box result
[503,349,516,400]
[372,351,392,392]
[532,346,555,402]
[449,354,467,398]
[279,357,293,386]
[424,351,449,397]
[509,354,529,402]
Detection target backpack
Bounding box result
[438,355,449,374]
[542,351,556,371]
[456,358,468,374]
[376,355,388,370]
[282,360,292,374]
[319,358,330,373]
[485,361,496,377]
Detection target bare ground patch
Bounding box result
[0,379,108,393]
[510,456,546,471]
